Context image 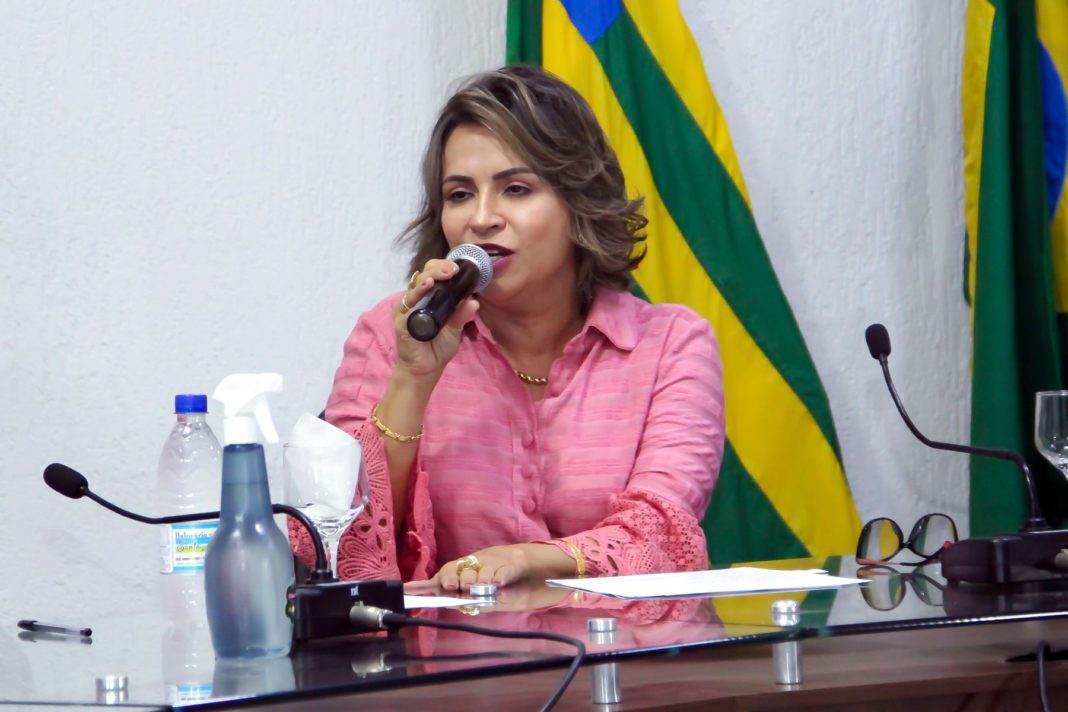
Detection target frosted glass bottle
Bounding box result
[204,443,294,659]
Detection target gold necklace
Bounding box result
[513,369,548,386]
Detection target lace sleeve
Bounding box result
[288,421,436,582]
[545,489,709,577]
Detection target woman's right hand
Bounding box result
[393,258,480,380]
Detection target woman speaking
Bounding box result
[291,66,725,591]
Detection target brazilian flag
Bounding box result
[507,0,862,564]
[963,0,1068,535]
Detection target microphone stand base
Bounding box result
[289,579,406,643]
[942,528,1068,584]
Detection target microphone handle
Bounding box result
[82,490,332,576]
[406,259,481,342]
[877,358,1048,531]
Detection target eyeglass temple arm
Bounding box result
[877,357,1047,532]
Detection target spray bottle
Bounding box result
[204,373,294,659]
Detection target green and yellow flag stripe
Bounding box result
[508,0,861,563]
[963,0,1068,533]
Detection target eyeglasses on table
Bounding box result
[856,512,958,567]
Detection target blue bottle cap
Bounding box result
[174,394,208,414]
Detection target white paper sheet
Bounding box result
[545,567,865,599]
[403,594,494,609]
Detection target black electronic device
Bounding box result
[864,324,1068,584]
[42,462,407,640]
[289,578,405,642]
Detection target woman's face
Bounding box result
[439,123,575,309]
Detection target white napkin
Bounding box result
[285,414,363,512]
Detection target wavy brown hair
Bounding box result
[399,65,646,312]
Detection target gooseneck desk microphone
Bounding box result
[43,462,406,639]
[44,462,332,580]
[42,462,584,710]
[864,323,1068,583]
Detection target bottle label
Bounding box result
[165,684,213,703]
[159,522,218,574]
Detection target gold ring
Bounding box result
[407,270,420,290]
[455,554,482,577]
[399,294,413,314]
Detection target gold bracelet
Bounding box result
[370,403,423,443]
[559,538,587,578]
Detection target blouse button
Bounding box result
[522,498,537,515]
[522,431,535,447]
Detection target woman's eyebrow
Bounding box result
[492,167,536,180]
[441,167,536,185]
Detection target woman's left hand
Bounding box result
[406,543,567,592]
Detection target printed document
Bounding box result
[546,567,865,599]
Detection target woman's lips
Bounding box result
[490,253,514,273]
[479,244,514,274]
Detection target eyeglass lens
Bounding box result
[910,513,957,557]
[858,518,902,562]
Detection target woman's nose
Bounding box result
[470,195,504,232]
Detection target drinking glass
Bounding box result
[1035,391,1068,480]
[282,442,369,579]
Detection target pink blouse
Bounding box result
[290,287,725,581]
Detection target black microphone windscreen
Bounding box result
[865,323,892,360]
[44,463,88,499]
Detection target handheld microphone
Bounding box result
[42,463,406,639]
[406,244,493,342]
[864,324,1068,583]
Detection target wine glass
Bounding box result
[1035,391,1068,480]
[282,442,369,579]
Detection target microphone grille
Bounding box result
[44,463,89,499]
[446,244,494,292]
[865,323,892,360]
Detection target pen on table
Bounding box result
[18,631,93,645]
[17,619,92,637]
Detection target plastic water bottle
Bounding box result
[158,394,221,701]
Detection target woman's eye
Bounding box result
[445,190,472,203]
[504,184,531,196]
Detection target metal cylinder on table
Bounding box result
[588,617,622,705]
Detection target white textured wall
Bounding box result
[2,0,969,653]
[0,0,507,630]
